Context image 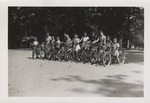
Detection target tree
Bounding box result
[8,7,144,49]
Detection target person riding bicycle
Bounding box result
[45,32,52,50]
[106,36,113,45]
[98,30,106,45]
[89,32,99,50]
[44,32,52,58]
[90,32,99,44]
[112,38,120,64]
[72,34,81,61]
[80,32,90,49]
[106,35,113,51]
[51,36,55,48]
[97,30,106,51]
[55,36,61,50]
[73,34,81,51]
[45,32,52,45]
[55,36,61,59]
[64,34,72,49]
[31,37,39,59]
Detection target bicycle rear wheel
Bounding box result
[81,49,90,63]
[103,52,111,67]
[90,49,97,64]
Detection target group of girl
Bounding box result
[31,30,120,63]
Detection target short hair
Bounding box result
[57,36,60,39]
[107,36,110,39]
[75,34,78,37]
[66,34,70,38]
[99,30,103,33]
[92,32,95,34]
[84,32,87,35]
[114,38,117,41]
[34,37,37,40]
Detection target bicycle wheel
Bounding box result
[57,49,65,61]
[81,49,90,63]
[96,50,103,64]
[80,50,85,62]
[64,50,72,61]
[118,51,126,64]
[76,49,82,62]
[90,49,97,64]
[53,49,58,60]
[70,50,75,61]
[50,49,57,60]
[103,52,111,67]
[45,50,50,60]
[39,50,45,59]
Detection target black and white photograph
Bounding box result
[1,0,150,103]
[8,6,144,97]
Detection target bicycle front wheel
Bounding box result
[39,50,45,59]
[118,51,126,64]
[57,49,65,61]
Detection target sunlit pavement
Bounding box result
[8,49,143,97]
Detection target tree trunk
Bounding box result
[19,33,23,49]
[29,29,31,49]
[25,31,27,49]
[127,40,130,48]
[127,8,132,49]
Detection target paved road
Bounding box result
[8,49,144,97]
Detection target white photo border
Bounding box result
[0,0,150,103]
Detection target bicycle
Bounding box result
[57,42,73,62]
[89,42,99,64]
[47,45,58,60]
[32,44,45,59]
[102,46,126,66]
[80,42,91,63]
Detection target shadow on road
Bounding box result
[106,75,128,80]
[26,57,33,59]
[24,49,144,65]
[133,71,142,74]
[51,75,143,97]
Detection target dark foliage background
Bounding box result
[8,7,144,49]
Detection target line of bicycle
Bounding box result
[32,42,126,67]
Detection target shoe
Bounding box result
[36,57,39,59]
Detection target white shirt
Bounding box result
[113,43,120,50]
[55,40,60,44]
[73,38,80,44]
[46,36,52,43]
[33,41,38,46]
[55,40,61,48]
[82,36,89,43]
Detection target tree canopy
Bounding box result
[8,7,144,48]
